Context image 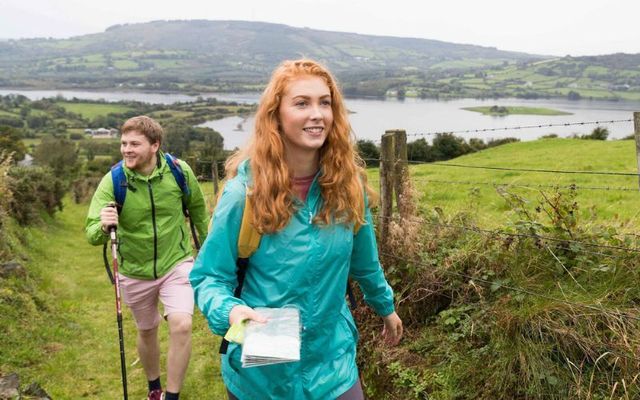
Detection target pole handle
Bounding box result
[107,201,118,234]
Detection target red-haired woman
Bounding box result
[190,59,402,400]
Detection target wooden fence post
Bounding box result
[380,131,396,248]
[634,112,640,190]
[212,160,219,195]
[391,130,409,218]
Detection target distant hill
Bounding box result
[449,53,640,101]
[0,20,638,100]
[0,20,536,91]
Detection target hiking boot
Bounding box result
[147,389,164,400]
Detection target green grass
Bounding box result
[461,106,572,116]
[58,102,133,119]
[113,60,139,70]
[369,138,639,227]
[0,109,19,117]
[1,198,225,398]
[22,138,41,147]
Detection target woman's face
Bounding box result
[278,75,334,159]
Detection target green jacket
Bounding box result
[190,160,395,400]
[85,152,209,279]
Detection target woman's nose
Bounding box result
[310,106,323,120]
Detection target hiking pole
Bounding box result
[107,202,128,400]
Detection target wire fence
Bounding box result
[376,214,640,254]
[368,177,638,192]
[372,117,640,369]
[408,118,634,138]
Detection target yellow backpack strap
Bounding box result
[237,191,261,258]
[219,185,261,355]
[209,182,262,258]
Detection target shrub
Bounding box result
[7,166,65,225]
[0,115,24,128]
[581,126,609,140]
[33,137,80,181]
[486,137,520,147]
[0,126,27,162]
[357,140,380,167]
[359,186,640,399]
[0,152,13,259]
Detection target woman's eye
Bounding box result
[321,100,332,106]
[295,101,307,107]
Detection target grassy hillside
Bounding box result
[0,20,535,94]
[2,21,639,100]
[58,102,133,119]
[361,137,640,399]
[368,138,639,228]
[447,54,640,101]
[0,198,226,398]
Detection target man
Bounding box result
[85,116,209,400]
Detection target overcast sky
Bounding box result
[1,0,637,56]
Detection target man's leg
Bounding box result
[118,273,163,395]
[137,325,161,382]
[166,312,192,393]
[159,259,196,396]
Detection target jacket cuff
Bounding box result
[209,297,247,336]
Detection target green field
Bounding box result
[59,102,133,119]
[462,106,572,116]
[369,138,639,227]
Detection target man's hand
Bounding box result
[100,205,118,233]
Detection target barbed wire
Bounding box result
[408,118,634,137]
[404,160,639,177]
[376,214,640,254]
[367,177,638,192]
[379,250,640,327]
[364,157,639,176]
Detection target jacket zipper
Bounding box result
[147,181,158,279]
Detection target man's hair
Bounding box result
[120,116,164,145]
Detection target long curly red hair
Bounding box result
[226,59,375,234]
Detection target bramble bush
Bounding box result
[357,185,640,400]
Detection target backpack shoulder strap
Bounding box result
[209,181,262,258]
[164,153,202,249]
[218,185,261,355]
[164,153,190,196]
[110,160,127,212]
[237,191,261,258]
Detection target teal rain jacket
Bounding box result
[190,161,395,400]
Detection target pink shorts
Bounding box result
[119,258,194,330]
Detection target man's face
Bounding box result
[120,130,159,174]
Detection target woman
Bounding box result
[190,59,402,400]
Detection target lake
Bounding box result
[2,89,638,150]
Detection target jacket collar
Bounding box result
[122,151,168,182]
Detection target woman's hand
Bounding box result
[381,312,403,346]
[229,304,268,326]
